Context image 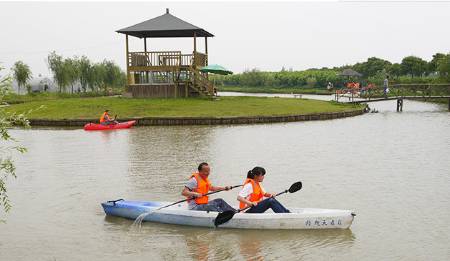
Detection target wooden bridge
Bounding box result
[350,96,450,111]
[335,83,450,111]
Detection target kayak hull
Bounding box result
[101,200,355,230]
[84,120,136,131]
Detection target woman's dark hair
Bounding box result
[247,166,266,179]
[198,162,209,171]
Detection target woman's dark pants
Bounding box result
[246,198,290,213]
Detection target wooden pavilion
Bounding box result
[117,9,215,98]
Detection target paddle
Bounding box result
[214,181,302,227]
[154,184,243,212]
[112,114,118,124]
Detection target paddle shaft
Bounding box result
[156,184,243,211]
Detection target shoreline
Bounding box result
[218,87,333,95]
[27,108,365,127]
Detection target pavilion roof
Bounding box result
[116,9,214,38]
[339,68,363,77]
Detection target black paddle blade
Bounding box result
[288,181,302,193]
[214,210,236,227]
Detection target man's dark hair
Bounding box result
[198,162,209,171]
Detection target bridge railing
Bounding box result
[335,84,450,101]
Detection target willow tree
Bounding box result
[0,66,28,214]
[437,53,450,82]
[65,58,79,94]
[12,61,32,94]
[102,60,124,93]
[78,56,91,92]
[90,63,106,92]
[47,52,69,92]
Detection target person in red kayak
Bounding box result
[99,110,118,125]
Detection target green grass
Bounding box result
[2,91,123,104]
[218,86,333,95]
[3,96,363,120]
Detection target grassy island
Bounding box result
[3,96,363,120]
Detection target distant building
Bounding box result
[11,74,81,94]
[11,75,56,93]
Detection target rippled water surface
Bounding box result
[1,98,449,260]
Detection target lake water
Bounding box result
[219,91,334,101]
[1,96,449,260]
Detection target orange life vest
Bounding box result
[188,173,211,205]
[99,112,109,123]
[239,178,264,209]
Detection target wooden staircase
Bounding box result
[175,66,215,97]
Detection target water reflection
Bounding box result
[238,232,265,261]
[104,216,355,261]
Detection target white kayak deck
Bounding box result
[102,200,355,230]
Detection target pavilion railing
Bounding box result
[192,51,207,68]
[128,51,182,67]
[128,51,208,68]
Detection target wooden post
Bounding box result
[193,32,197,93]
[396,98,403,112]
[194,32,197,53]
[205,37,209,81]
[173,77,177,98]
[144,37,148,83]
[126,34,131,85]
[448,98,450,111]
[144,37,147,53]
[205,37,208,65]
[193,32,197,67]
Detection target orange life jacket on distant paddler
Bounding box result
[100,112,112,123]
[239,178,264,209]
[100,112,109,123]
[188,173,211,205]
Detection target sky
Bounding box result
[1,1,449,76]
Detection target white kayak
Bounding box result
[101,200,355,230]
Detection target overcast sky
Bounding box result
[1,1,449,76]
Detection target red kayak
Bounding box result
[83,120,136,131]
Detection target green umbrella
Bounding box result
[200,64,233,75]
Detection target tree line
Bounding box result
[214,53,450,89]
[11,52,126,94]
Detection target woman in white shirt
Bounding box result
[237,167,290,213]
